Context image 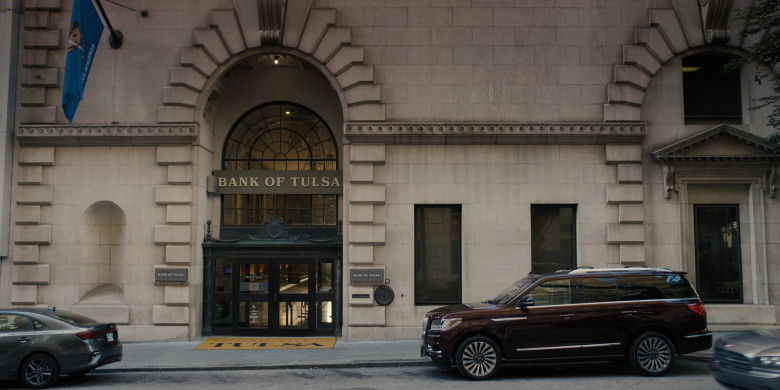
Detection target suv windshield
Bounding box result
[488,276,538,304]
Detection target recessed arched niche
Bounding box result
[71,201,130,324]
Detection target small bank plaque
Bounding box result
[155,268,188,283]
[350,268,384,283]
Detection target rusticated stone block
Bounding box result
[152,305,189,325]
[17,166,43,184]
[15,205,41,225]
[350,184,385,204]
[155,185,192,205]
[607,224,644,244]
[16,185,53,205]
[13,264,50,284]
[167,165,192,184]
[157,146,192,165]
[349,245,374,264]
[348,306,385,326]
[606,184,643,204]
[605,144,642,163]
[349,144,385,163]
[14,245,40,264]
[348,224,385,245]
[349,164,374,183]
[18,147,54,165]
[154,225,191,244]
[164,286,191,305]
[165,245,191,264]
[14,225,51,244]
[166,205,191,224]
[11,285,37,304]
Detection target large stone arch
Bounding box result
[157,0,385,125]
[604,0,766,122]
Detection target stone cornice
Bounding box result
[344,122,646,144]
[16,125,198,146]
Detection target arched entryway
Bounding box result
[203,102,342,337]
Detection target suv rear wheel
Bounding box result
[630,332,676,376]
[455,336,501,380]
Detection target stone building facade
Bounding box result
[0,0,778,341]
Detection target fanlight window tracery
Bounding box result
[221,103,338,226]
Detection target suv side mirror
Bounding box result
[517,296,534,308]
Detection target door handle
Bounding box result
[17,337,31,343]
[622,310,637,316]
[560,314,574,319]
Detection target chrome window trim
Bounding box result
[582,342,621,348]
[490,317,527,322]
[516,342,620,352]
[684,331,713,339]
[516,345,580,352]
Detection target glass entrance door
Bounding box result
[214,259,317,335]
[237,261,271,332]
[276,262,314,334]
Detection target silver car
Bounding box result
[0,308,123,389]
[711,329,780,390]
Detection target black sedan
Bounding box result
[711,329,780,390]
[0,308,122,389]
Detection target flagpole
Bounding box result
[93,0,123,49]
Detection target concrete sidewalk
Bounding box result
[95,333,720,373]
[97,338,428,372]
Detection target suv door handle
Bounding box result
[17,337,31,343]
[622,310,637,316]
[560,314,574,319]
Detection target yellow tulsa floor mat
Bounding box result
[195,337,336,350]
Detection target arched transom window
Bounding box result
[221,102,338,226]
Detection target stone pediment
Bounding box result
[651,124,778,163]
[651,124,779,199]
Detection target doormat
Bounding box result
[195,337,336,350]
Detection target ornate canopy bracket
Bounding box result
[770,165,778,199]
[663,165,676,199]
[700,0,734,45]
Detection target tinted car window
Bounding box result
[0,315,30,332]
[581,277,619,303]
[619,274,696,300]
[527,278,572,306]
[490,276,538,304]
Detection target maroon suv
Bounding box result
[421,268,712,380]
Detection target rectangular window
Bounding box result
[415,205,462,305]
[682,54,741,123]
[531,205,576,274]
[694,205,743,303]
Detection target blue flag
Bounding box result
[62,0,104,122]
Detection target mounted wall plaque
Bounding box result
[155,268,188,283]
[350,268,384,283]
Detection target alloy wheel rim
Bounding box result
[25,358,53,386]
[636,336,672,373]
[462,341,497,377]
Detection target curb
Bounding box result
[95,360,433,373]
[96,354,713,373]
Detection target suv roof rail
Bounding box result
[568,267,677,274]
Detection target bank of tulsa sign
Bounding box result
[208,170,343,195]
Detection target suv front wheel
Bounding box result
[629,332,676,376]
[456,336,501,380]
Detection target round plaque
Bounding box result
[374,285,395,306]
